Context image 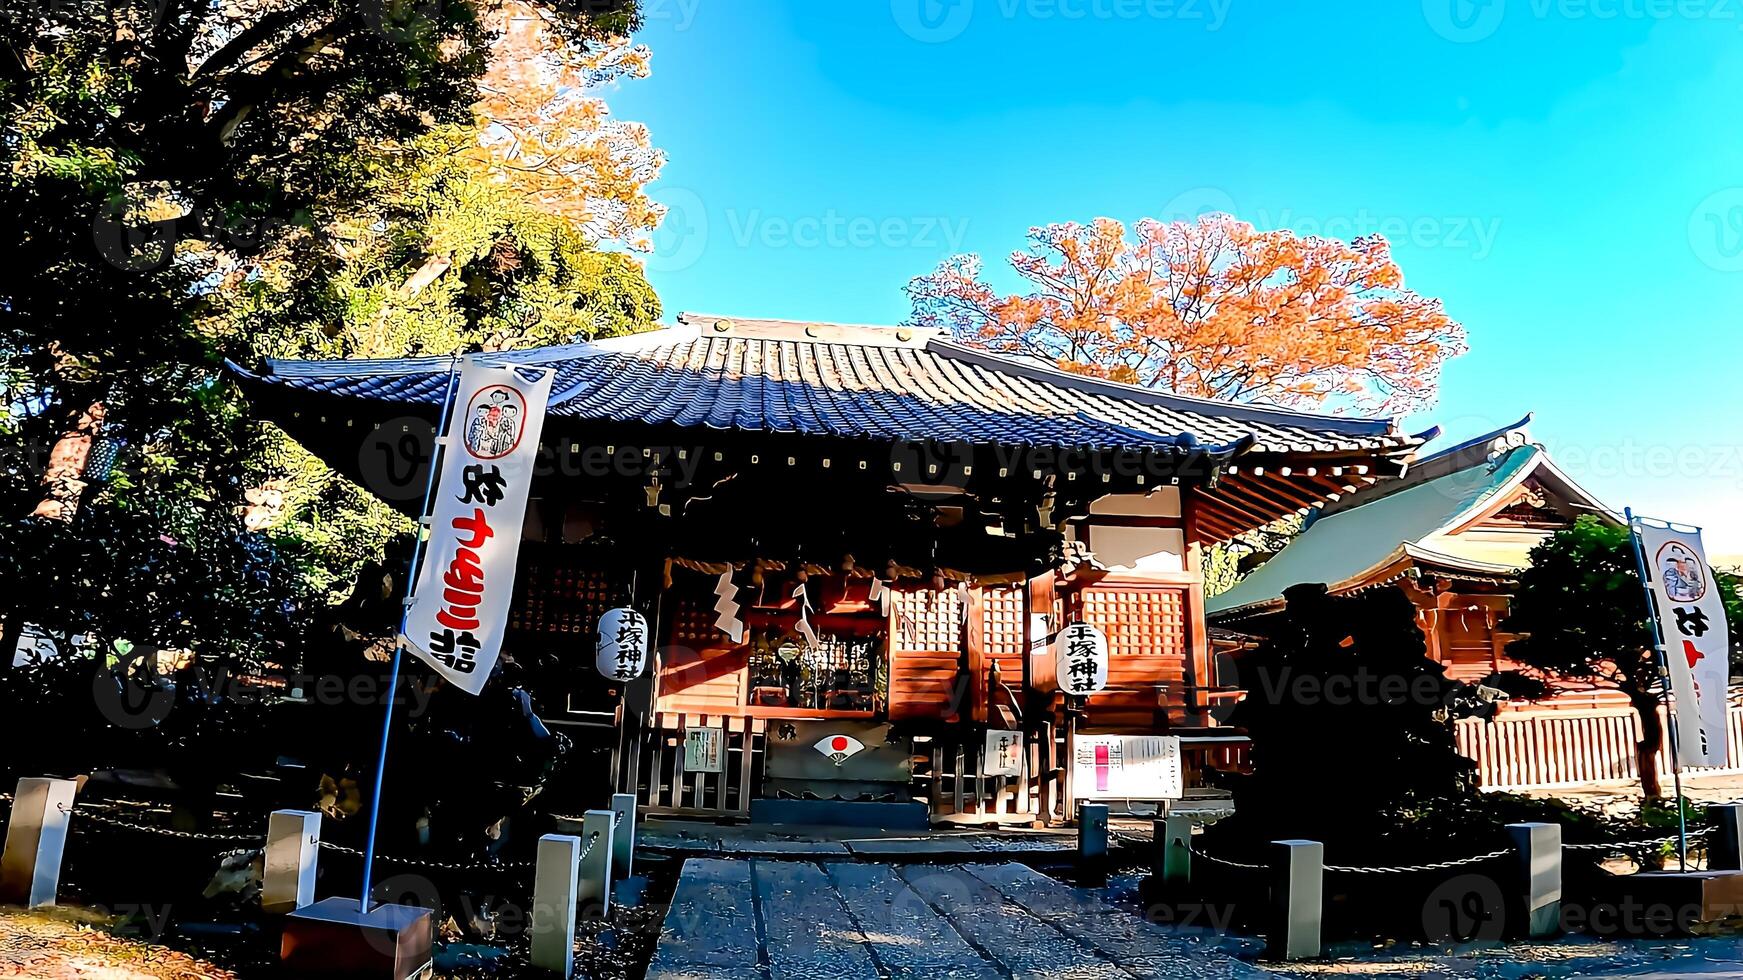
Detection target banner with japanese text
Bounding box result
[1636,519,1731,769]
[405,360,553,694]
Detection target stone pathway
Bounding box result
[645,858,1264,979]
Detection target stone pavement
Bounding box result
[644,858,1265,979]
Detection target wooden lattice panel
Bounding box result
[1081,588,1186,658]
[979,585,1025,660]
[509,558,620,637]
[892,587,962,653]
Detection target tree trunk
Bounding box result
[30,400,106,522]
[1636,695,1666,799]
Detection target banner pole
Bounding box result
[359,355,465,913]
[1626,506,1688,871]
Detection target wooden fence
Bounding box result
[1456,703,1743,792]
[629,712,766,819]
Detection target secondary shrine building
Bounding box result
[235,313,1425,824]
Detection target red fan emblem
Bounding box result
[814,734,865,767]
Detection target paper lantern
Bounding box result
[596,607,649,681]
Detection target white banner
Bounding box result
[1636,519,1731,769]
[404,359,553,694]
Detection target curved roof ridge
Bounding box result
[1415,412,1535,467]
[926,339,1400,438]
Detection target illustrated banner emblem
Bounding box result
[404,359,553,695]
[1636,518,1731,769]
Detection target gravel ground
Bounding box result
[0,907,237,980]
[1264,935,1743,977]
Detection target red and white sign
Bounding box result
[814,734,865,767]
[1071,735,1183,800]
[1636,518,1731,769]
[404,359,553,695]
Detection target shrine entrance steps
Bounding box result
[644,858,1265,980]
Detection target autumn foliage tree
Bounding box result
[907,215,1467,413]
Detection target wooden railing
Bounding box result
[1456,702,1743,792]
[922,725,1060,825]
[628,712,766,819]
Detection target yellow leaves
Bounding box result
[468,0,665,251]
[906,214,1469,414]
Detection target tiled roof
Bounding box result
[231,313,1412,456]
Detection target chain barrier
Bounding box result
[1564,827,1711,852]
[1324,849,1515,875]
[1188,844,1266,871]
[60,803,266,844]
[315,839,536,872]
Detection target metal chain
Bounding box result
[1564,827,1711,852]
[315,840,536,872]
[1188,844,1266,871]
[62,804,265,843]
[1324,849,1515,874]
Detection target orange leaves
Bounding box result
[468,1,665,251]
[905,213,1467,414]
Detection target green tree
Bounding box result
[0,0,645,726]
[1503,516,1743,798]
[1217,583,1487,856]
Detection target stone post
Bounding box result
[1156,814,1193,887]
[609,793,636,880]
[262,809,322,914]
[1506,822,1562,938]
[1078,802,1109,883]
[531,834,582,976]
[578,810,615,917]
[1264,840,1323,961]
[1709,804,1743,872]
[0,777,77,908]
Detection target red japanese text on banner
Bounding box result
[1636,519,1731,769]
[404,359,553,695]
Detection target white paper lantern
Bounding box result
[596,607,649,681]
[1054,621,1108,696]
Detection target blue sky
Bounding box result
[608,0,1743,555]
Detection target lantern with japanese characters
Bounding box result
[596,607,650,682]
[1054,621,1108,696]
